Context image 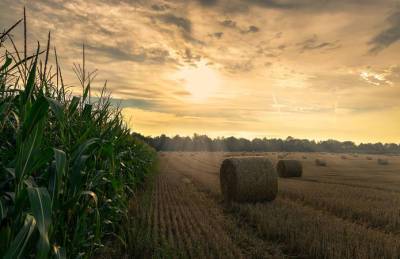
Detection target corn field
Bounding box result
[0,16,155,258]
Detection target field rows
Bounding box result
[151,152,400,258]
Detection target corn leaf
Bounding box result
[0,199,6,222]
[21,52,38,105]
[4,214,36,259]
[46,97,64,122]
[21,95,49,140]
[27,187,52,259]
[15,120,45,181]
[49,148,66,205]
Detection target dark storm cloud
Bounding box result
[368,10,400,54]
[297,35,340,52]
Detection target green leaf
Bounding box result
[21,51,38,105]
[27,187,52,259]
[82,104,92,119]
[15,119,45,181]
[0,54,12,71]
[21,95,49,140]
[4,214,36,259]
[0,199,6,222]
[68,96,80,115]
[50,149,66,205]
[46,97,64,122]
[82,82,90,102]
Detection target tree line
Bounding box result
[133,133,400,154]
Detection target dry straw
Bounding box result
[277,160,303,177]
[220,157,278,203]
[277,153,288,159]
[315,159,327,167]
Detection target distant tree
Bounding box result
[135,132,400,154]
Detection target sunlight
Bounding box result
[177,61,220,102]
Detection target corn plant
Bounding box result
[0,14,155,258]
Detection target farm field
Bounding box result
[132,151,400,258]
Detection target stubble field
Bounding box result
[129,152,400,258]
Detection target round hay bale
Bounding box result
[220,157,278,203]
[277,160,302,177]
[377,158,389,165]
[315,159,327,167]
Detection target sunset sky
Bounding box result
[2,0,400,143]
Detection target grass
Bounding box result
[0,15,155,258]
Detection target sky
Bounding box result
[1,0,400,143]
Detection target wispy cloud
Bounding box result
[1,0,399,142]
[368,9,400,53]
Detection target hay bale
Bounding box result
[315,159,327,167]
[377,158,389,165]
[277,160,302,177]
[220,157,278,203]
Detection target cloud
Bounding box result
[244,0,385,12]
[242,25,260,34]
[181,48,202,64]
[210,32,223,39]
[197,0,218,6]
[225,60,254,73]
[368,10,400,54]
[297,35,340,52]
[157,13,204,44]
[151,4,170,12]
[220,19,259,34]
[84,43,171,64]
[159,13,192,33]
[220,19,237,28]
[247,0,299,9]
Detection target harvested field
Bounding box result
[131,151,400,258]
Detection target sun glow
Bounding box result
[177,61,220,101]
